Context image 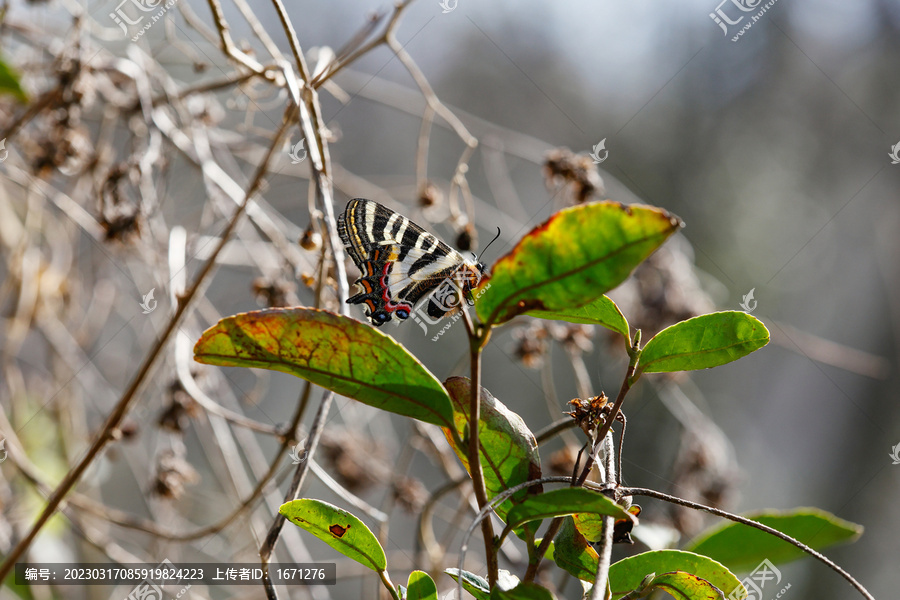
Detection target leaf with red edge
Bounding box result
[474,202,681,326]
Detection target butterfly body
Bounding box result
[337,199,484,326]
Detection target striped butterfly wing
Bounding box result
[337,199,479,326]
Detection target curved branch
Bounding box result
[619,486,875,600]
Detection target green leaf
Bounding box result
[609,550,742,599]
[194,308,454,427]
[490,583,557,600]
[445,569,490,600]
[640,571,729,600]
[505,488,633,535]
[638,311,769,374]
[528,295,629,340]
[0,55,26,102]
[406,571,438,600]
[475,201,681,326]
[685,508,863,573]
[442,376,542,520]
[279,499,386,572]
[547,517,599,583]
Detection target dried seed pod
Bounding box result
[158,380,200,433]
[152,449,199,500]
[565,393,610,438]
[456,222,476,252]
[299,222,322,251]
[418,181,442,208]
[392,476,428,513]
[543,147,605,204]
[512,322,550,369]
[252,277,295,307]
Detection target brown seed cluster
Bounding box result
[542,148,605,204]
[564,393,611,438]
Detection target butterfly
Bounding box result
[337,198,486,327]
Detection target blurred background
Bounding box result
[1,0,898,598]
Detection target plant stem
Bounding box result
[526,334,641,583]
[0,113,293,584]
[524,515,561,582]
[379,570,402,600]
[260,390,334,600]
[464,313,499,587]
[589,433,616,600]
[576,331,641,487]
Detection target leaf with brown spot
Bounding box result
[280,499,387,572]
[193,308,454,427]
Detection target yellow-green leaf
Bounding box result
[442,377,541,520]
[640,571,729,600]
[638,311,769,374]
[504,488,633,534]
[547,517,599,583]
[279,499,386,572]
[475,202,681,326]
[528,295,629,341]
[609,550,742,598]
[194,308,454,427]
[406,570,438,600]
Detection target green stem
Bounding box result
[462,310,498,587]
[379,570,402,600]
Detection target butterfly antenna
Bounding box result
[477,227,502,261]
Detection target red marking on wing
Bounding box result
[378,262,412,314]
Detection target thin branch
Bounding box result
[534,417,578,445]
[455,476,576,600]
[461,306,499,587]
[260,390,335,600]
[620,487,875,600]
[589,433,616,600]
[0,111,294,583]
